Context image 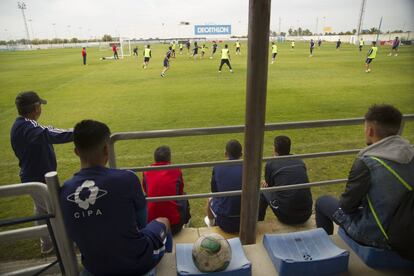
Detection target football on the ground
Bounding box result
[192,233,232,272]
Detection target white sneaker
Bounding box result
[230,69,233,73]
[218,70,221,73]
[204,216,215,227]
[388,53,392,56]
[395,54,398,56]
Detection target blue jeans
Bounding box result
[315,195,340,235]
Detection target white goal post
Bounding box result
[98,37,131,59]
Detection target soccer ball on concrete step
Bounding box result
[192,233,232,272]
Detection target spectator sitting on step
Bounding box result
[143,146,191,235]
[60,120,170,275]
[258,135,313,224]
[315,104,413,251]
[205,139,243,233]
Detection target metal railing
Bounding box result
[0,180,79,276]
[109,115,414,172]
[108,114,413,244]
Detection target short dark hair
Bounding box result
[365,104,402,138]
[154,146,171,162]
[225,139,242,159]
[225,44,228,48]
[372,41,376,45]
[74,120,111,155]
[274,136,291,155]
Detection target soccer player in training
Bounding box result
[133,46,138,56]
[336,39,342,50]
[201,44,208,58]
[81,47,87,65]
[179,42,183,55]
[235,40,241,55]
[359,38,364,52]
[186,41,191,53]
[291,41,295,50]
[210,41,218,59]
[318,38,322,47]
[171,42,176,58]
[309,39,315,57]
[161,47,172,77]
[142,45,151,69]
[219,44,233,73]
[271,42,278,64]
[191,42,200,59]
[389,37,400,56]
[112,44,119,59]
[365,41,378,73]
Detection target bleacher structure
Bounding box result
[1,115,414,275]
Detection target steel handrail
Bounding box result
[108,115,414,168]
[146,178,347,202]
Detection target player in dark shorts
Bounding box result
[210,42,218,59]
[112,44,119,59]
[219,44,233,73]
[143,45,151,69]
[365,41,378,73]
[309,39,315,57]
[336,39,341,49]
[186,41,191,53]
[161,47,172,77]
[191,42,200,59]
[389,37,400,56]
[318,39,322,47]
[133,46,138,56]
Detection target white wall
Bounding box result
[285,32,411,44]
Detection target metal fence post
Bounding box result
[108,141,117,168]
[45,172,79,276]
[240,0,271,245]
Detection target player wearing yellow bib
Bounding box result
[235,40,241,55]
[171,42,176,58]
[179,43,183,55]
[359,38,364,52]
[142,45,152,69]
[201,44,208,58]
[365,41,378,73]
[271,42,278,64]
[291,41,295,50]
[219,44,233,73]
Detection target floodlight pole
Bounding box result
[356,0,367,39]
[376,17,383,43]
[18,1,31,43]
[240,0,271,245]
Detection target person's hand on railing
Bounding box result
[261,180,268,188]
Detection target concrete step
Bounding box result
[1,221,411,275]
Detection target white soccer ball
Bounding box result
[192,233,232,272]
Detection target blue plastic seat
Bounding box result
[263,228,349,276]
[176,237,252,276]
[338,228,414,269]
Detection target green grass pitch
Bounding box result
[0,41,413,260]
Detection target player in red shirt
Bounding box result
[81,47,87,65]
[143,146,191,235]
[112,44,119,59]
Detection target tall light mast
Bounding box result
[18,1,31,42]
[356,0,367,39]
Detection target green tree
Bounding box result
[102,34,113,42]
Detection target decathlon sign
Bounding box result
[194,25,232,35]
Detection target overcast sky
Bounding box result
[0,0,413,40]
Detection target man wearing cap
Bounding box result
[10,91,74,254]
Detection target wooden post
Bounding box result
[240,0,271,245]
